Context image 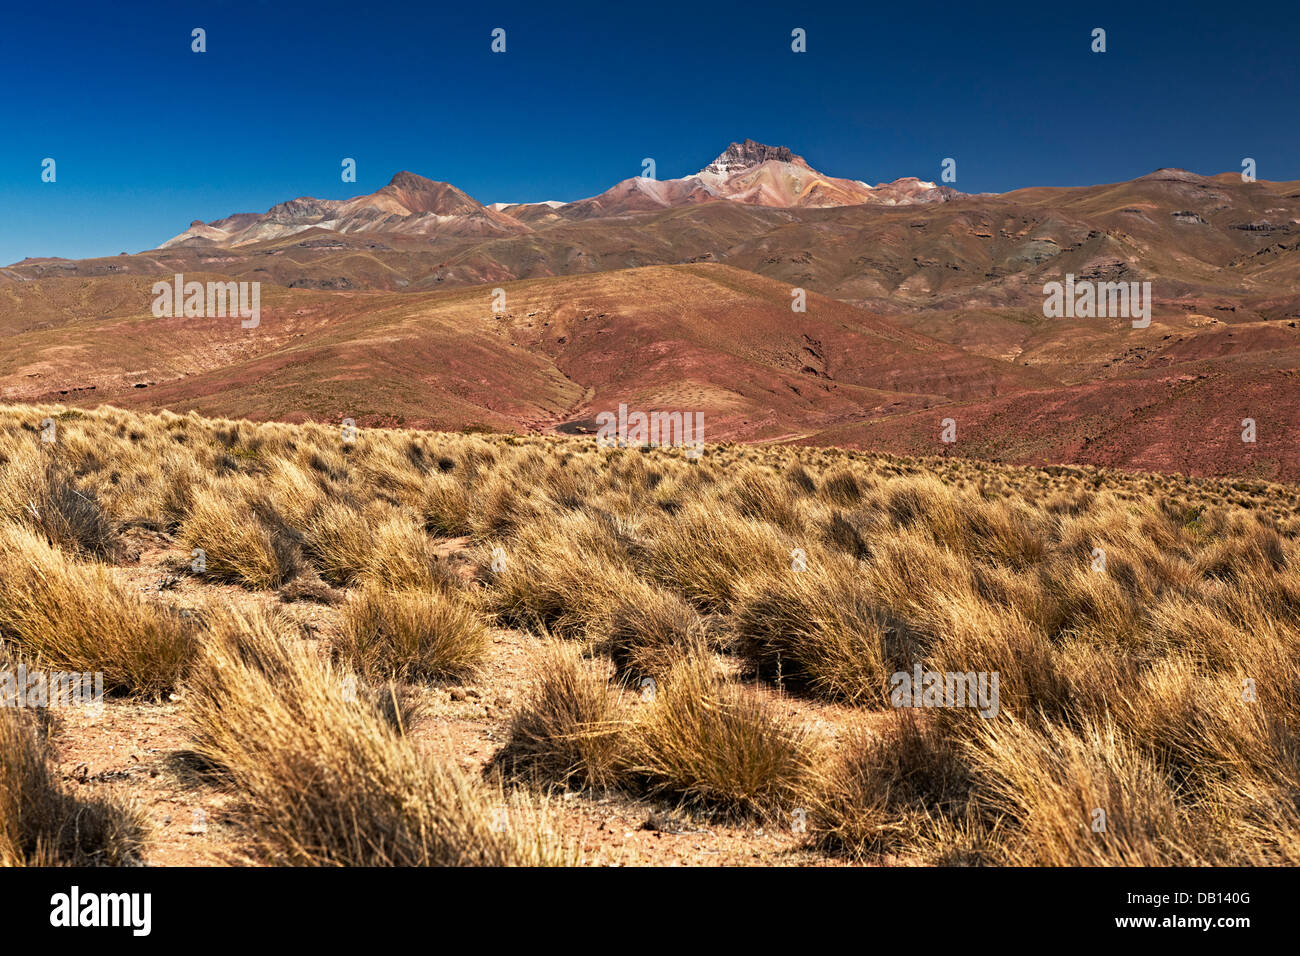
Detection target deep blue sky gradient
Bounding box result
[2,0,1297,263]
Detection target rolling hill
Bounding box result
[4,141,1298,478]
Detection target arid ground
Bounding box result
[3,403,1298,866]
[4,141,1300,868]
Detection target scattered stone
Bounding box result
[278,576,342,605]
[642,810,694,835]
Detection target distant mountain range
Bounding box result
[157,140,952,248]
[3,141,1298,480]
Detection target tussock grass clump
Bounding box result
[304,503,455,591]
[601,579,708,681]
[784,463,818,495]
[264,459,328,528]
[0,523,195,696]
[0,446,120,559]
[352,442,426,506]
[1194,524,1289,582]
[181,486,301,589]
[964,716,1201,866]
[364,514,460,591]
[334,586,489,682]
[645,503,791,612]
[495,644,629,791]
[470,468,551,539]
[803,713,972,860]
[303,501,376,586]
[874,473,1050,569]
[421,472,473,536]
[629,654,812,818]
[819,465,867,506]
[922,599,1076,725]
[187,608,572,866]
[481,513,637,638]
[734,559,902,704]
[5,402,1300,867]
[1115,659,1300,796]
[822,508,872,560]
[728,468,805,531]
[1044,564,1145,644]
[0,706,146,866]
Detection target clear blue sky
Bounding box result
[2,0,1297,264]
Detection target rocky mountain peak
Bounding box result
[385,170,442,191]
[703,140,802,176]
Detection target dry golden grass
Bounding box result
[186,607,573,866]
[0,444,120,559]
[964,715,1199,865]
[495,644,630,791]
[480,512,639,639]
[3,401,1298,865]
[302,500,378,586]
[734,555,903,704]
[0,702,145,866]
[802,712,973,861]
[334,585,489,682]
[181,483,301,589]
[601,578,709,682]
[627,653,812,818]
[0,523,196,696]
[421,471,474,536]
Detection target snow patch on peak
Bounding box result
[488,200,566,210]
